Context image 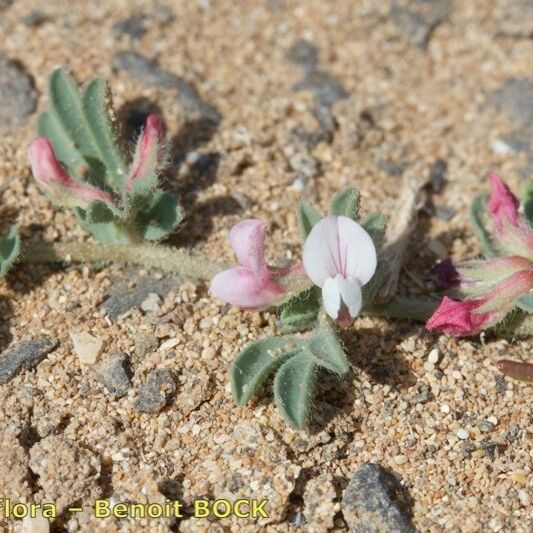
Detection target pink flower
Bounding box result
[302,215,377,327]
[125,115,165,190]
[28,138,112,208]
[487,172,520,228]
[427,269,533,336]
[426,296,492,336]
[209,219,286,309]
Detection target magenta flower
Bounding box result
[302,215,377,327]
[28,138,112,208]
[125,114,165,190]
[427,174,533,337]
[209,219,287,309]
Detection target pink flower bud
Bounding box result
[28,138,112,208]
[209,219,286,309]
[487,173,520,228]
[125,114,165,190]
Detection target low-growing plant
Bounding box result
[29,69,181,244]
[210,188,394,429]
[0,226,20,277]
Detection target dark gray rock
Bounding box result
[490,77,533,129]
[390,0,452,49]
[94,353,132,398]
[113,52,220,124]
[293,70,348,108]
[378,159,405,177]
[287,39,318,71]
[407,389,434,405]
[99,271,182,321]
[0,55,37,131]
[134,369,176,413]
[0,338,58,384]
[114,14,147,39]
[21,10,48,26]
[429,158,447,192]
[342,463,414,533]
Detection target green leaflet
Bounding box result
[231,337,300,406]
[516,294,533,314]
[278,286,321,333]
[305,322,349,375]
[274,352,316,430]
[329,187,360,220]
[297,202,322,239]
[0,226,20,277]
[523,179,533,223]
[470,195,496,258]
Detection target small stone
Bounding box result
[289,153,318,178]
[70,332,104,365]
[490,77,533,129]
[21,511,49,533]
[390,0,451,49]
[0,337,58,384]
[114,14,147,39]
[440,404,450,414]
[134,369,176,413]
[159,338,180,351]
[292,177,306,191]
[428,348,439,364]
[493,1,533,38]
[21,10,48,27]
[408,389,433,405]
[518,490,530,507]
[477,420,495,433]
[140,292,161,313]
[429,159,447,192]
[456,428,469,440]
[0,55,38,131]
[394,455,408,465]
[342,463,414,533]
[423,361,435,372]
[303,473,339,530]
[287,39,318,70]
[94,353,132,398]
[491,138,519,155]
[508,470,527,485]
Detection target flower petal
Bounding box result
[229,219,269,280]
[28,138,111,207]
[337,275,363,318]
[303,215,377,287]
[209,266,284,309]
[426,296,491,336]
[322,276,341,319]
[487,173,520,228]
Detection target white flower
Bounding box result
[302,215,377,325]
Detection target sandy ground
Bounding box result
[0,0,531,531]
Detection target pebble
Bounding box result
[21,512,49,533]
[440,404,450,414]
[159,338,180,351]
[140,292,162,313]
[291,177,306,191]
[0,54,38,131]
[134,369,176,413]
[341,463,414,533]
[93,353,132,398]
[394,455,408,465]
[490,77,533,129]
[456,429,469,440]
[517,490,530,507]
[0,337,58,384]
[428,348,439,364]
[70,332,104,365]
[289,153,318,178]
[114,14,147,38]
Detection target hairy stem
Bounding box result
[21,241,225,280]
[365,295,439,322]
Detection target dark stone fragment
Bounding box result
[0,338,58,385]
[390,0,451,49]
[94,353,132,398]
[134,369,176,413]
[114,14,147,38]
[429,158,447,192]
[0,55,38,131]
[495,374,507,394]
[342,463,414,533]
[293,70,348,108]
[21,10,47,26]
[113,52,220,124]
[407,389,433,405]
[287,39,318,70]
[433,205,456,221]
[378,159,405,177]
[99,271,182,321]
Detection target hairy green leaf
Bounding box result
[306,322,349,376]
[0,226,20,277]
[137,191,182,241]
[360,213,386,250]
[279,286,321,333]
[470,195,496,258]
[274,352,316,430]
[524,179,533,223]
[329,187,360,220]
[297,202,321,239]
[231,337,300,406]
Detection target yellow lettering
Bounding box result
[95,500,111,518]
[172,501,183,518]
[213,499,231,518]
[113,503,128,518]
[233,499,250,518]
[194,499,210,518]
[252,499,268,518]
[147,504,163,518]
[130,503,145,518]
[42,504,56,519]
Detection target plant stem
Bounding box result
[365,295,439,322]
[21,241,225,280]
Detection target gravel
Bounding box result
[0,337,58,384]
[134,368,176,413]
[342,463,414,533]
[93,353,132,398]
[0,55,37,130]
